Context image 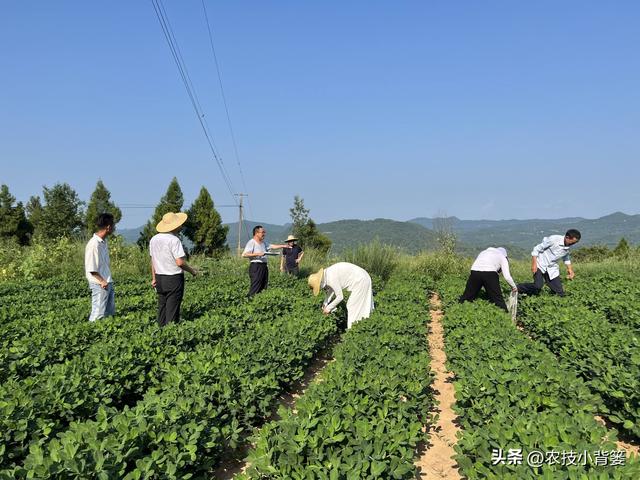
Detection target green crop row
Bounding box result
[518,294,640,440]
[0,282,305,473]
[0,275,247,383]
[438,277,639,479]
[238,275,434,479]
[14,295,337,478]
[564,272,640,331]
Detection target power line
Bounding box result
[200,0,255,221]
[151,0,237,204]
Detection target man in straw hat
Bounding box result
[308,262,374,329]
[280,234,304,276]
[150,212,198,326]
[242,225,288,297]
[459,246,517,311]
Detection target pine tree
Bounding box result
[613,238,631,258]
[137,177,184,248]
[184,186,229,255]
[289,196,332,254]
[39,183,85,238]
[0,185,33,245]
[85,180,122,233]
[26,195,44,237]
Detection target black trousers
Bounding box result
[459,270,507,311]
[517,270,564,296]
[156,273,184,327]
[284,265,299,276]
[248,262,269,297]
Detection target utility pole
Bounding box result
[234,193,248,256]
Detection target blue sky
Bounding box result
[1,1,639,228]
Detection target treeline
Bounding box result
[0,178,228,255]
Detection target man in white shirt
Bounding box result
[85,213,115,321]
[242,225,287,297]
[459,247,516,311]
[307,262,374,329]
[150,212,198,326]
[517,229,581,297]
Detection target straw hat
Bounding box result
[156,212,188,233]
[285,234,298,242]
[307,268,324,296]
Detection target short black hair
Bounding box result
[96,213,115,230]
[565,229,581,240]
[253,225,264,236]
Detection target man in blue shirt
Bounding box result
[517,229,581,297]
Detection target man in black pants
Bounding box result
[459,247,517,311]
[150,212,198,326]
[242,225,287,297]
[517,229,581,297]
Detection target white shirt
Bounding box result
[243,239,271,263]
[150,233,186,275]
[531,235,572,280]
[471,247,516,289]
[85,234,112,284]
[321,262,370,312]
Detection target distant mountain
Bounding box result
[318,218,438,253]
[118,212,640,258]
[409,212,640,251]
[225,218,438,254]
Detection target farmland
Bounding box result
[1,257,639,478]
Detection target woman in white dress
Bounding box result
[308,262,374,329]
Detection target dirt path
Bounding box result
[415,293,462,479]
[213,335,339,479]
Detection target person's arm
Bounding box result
[280,255,285,272]
[530,237,551,273]
[296,251,304,264]
[268,243,287,249]
[323,280,344,313]
[86,243,108,289]
[151,261,157,288]
[176,257,198,276]
[500,257,517,291]
[564,253,574,280]
[242,240,266,258]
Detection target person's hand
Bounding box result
[191,268,199,277]
[151,278,157,289]
[100,279,109,290]
[295,258,300,264]
[567,270,575,280]
[512,286,518,293]
[322,307,330,315]
[280,267,284,272]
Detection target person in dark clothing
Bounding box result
[242,225,287,297]
[459,247,517,311]
[280,235,304,276]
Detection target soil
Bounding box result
[212,334,339,479]
[415,294,462,479]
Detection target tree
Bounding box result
[39,183,85,238]
[289,196,332,254]
[183,186,228,255]
[26,195,44,236]
[137,177,184,248]
[613,238,631,258]
[0,184,33,245]
[433,213,457,255]
[85,180,122,233]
